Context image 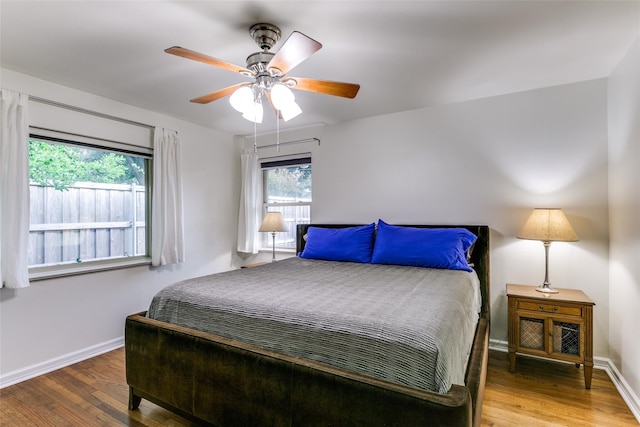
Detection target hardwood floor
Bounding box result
[1,348,637,426]
[482,351,637,426]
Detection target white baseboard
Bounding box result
[489,338,640,424]
[0,337,124,389]
[598,356,640,423]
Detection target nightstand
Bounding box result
[507,283,595,389]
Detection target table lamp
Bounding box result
[517,208,578,293]
[259,212,287,262]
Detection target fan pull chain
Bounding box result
[276,108,280,152]
[253,119,257,153]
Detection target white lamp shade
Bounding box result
[242,101,263,123]
[517,208,578,242]
[279,101,302,121]
[259,212,287,232]
[229,86,254,113]
[270,84,295,110]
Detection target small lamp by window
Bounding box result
[259,212,287,262]
[517,208,579,293]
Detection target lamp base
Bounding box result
[537,241,559,293]
[536,283,559,294]
[270,232,277,262]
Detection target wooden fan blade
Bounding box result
[165,46,252,75]
[288,77,360,99]
[268,32,322,75]
[190,83,246,104]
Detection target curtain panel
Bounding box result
[151,127,185,266]
[0,89,30,288]
[237,150,261,254]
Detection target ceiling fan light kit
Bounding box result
[229,85,254,113]
[241,99,264,124]
[165,22,360,124]
[270,84,301,121]
[278,100,302,122]
[270,83,294,109]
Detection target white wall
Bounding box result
[0,69,242,381]
[311,79,610,356]
[608,38,640,405]
[0,68,621,398]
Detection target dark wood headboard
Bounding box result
[296,224,490,316]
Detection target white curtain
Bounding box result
[237,150,261,254]
[0,89,30,288]
[151,127,185,266]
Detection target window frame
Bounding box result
[27,130,153,280]
[260,155,311,251]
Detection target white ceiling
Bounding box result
[1,1,638,136]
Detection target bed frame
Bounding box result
[126,224,490,427]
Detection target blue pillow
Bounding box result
[370,220,477,272]
[300,224,376,263]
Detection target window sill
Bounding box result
[29,256,151,281]
[258,248,297,254]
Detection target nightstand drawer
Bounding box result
[517,301,582,316]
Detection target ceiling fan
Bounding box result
[165,23,360,123]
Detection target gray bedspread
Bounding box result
[147,256,481,394]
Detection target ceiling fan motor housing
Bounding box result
[246,51,276,75]
[247,24,281,76]
[249,23,281,51]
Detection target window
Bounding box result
[261,156,311,250]
[28,133,151,275]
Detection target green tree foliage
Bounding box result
[29,140,144,191]
[266,165,312,200]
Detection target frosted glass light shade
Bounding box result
[242,101,263,123]
[517,208,578,242]
[279,101,302,121]
[231,83,301,123]
[229,86,253,113]
[270,84,295,110]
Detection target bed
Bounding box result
[126,223,490,427]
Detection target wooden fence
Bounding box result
[29,182,146,266]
